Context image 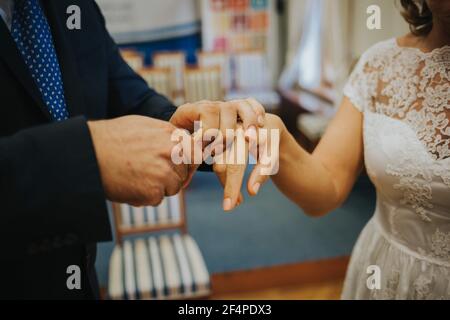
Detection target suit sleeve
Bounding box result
[91,2,177,121]
[0,116,112,258]
[91,2,211,171]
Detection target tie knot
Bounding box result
[14,0,39,14]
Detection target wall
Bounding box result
[96,0,201,44]
[349,0,409,57]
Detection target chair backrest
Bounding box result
[112,192,187,244]
[120,49,144,71]
[197,51,232,91]
[139,67,172,100]
[153,52,186,104]
[183,66,223,103]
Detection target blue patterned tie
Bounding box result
[11,0,69,121]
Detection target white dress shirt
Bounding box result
[0,0,14,30]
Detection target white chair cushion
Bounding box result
[108,234,210,300]
[119,195,181,229]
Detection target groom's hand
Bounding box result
[88,115,188,207]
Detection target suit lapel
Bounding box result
[0,19,52,120]
[41,0,87,118]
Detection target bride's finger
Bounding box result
[247,139,278,196]
[247,121,280,195]
[223,165,247,211]
[222,126,248,211]
[214,167,244,208]
[247,164,271,196]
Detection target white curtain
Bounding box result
[322,0,351,102]
[279,0,351,103]
[279,0,309,89]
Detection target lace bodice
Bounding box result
[343,38,450,267]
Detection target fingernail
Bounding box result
[253,183,261,195]
[258,115,265,126]
[223,198,233,211]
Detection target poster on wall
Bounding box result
[96,0,201,44]
[201,0,271,53]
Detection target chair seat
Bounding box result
[108,234,210,300]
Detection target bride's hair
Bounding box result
[400,0,433,36]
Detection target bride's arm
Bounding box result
[250,97,364,217]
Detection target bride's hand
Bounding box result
[216,113,286,211]
[247,114,285,196]
[214,123,249,211]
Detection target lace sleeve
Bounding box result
[343,49,378,113]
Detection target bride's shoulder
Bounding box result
[358,38,398,64]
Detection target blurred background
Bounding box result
[97,0,409,300]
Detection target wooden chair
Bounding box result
[120,49,144,71]
[107,192,211,300]
[297,113,332,151]
[197,51,233,91]
[139,67,173,100]
[183,66,223,103]
[153,52,186,105]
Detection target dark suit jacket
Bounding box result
[0,0,176,299]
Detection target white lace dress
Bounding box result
[341,38,450,300]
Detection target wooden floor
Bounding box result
[100,257,348,300]
[211,279,344,300]
[209,257,348,300]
